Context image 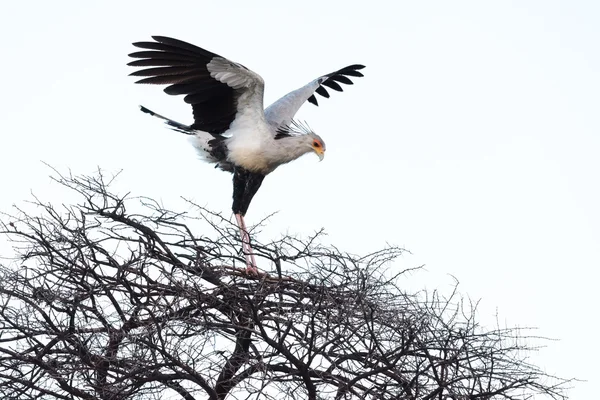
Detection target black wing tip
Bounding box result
[150,35,186,46]
[130,36,186,51]
[127,50,155,59]
[315,86,330,98]
[126,59,148,67]
[130,76,157,84]
[322,79,343,92]
[338,65,366,77]
[312,64,366,101]
[131,36,173,44]
[131,40,155,49]
[139,105,154,115]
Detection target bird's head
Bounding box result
[307,132,326,161]
[277,120,327,162]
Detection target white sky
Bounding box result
[1,1,598,398]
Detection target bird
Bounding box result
[128,36,365,274]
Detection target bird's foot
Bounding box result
[245,264,259,275]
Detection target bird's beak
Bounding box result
[315,148,325,162]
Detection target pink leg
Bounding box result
[234,213,258,274]
[239,215,258,273]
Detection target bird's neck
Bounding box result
[275,136,313,165]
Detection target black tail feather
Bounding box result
[139,105,195,135]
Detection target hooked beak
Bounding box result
[315,148,325,162]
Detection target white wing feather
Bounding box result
[207,57,266,119]
[206,57,272,142]
[264,79,321,128]
[207,57,265,90]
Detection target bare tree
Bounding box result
[0,171,571,400]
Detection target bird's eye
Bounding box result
[313,141,321,148]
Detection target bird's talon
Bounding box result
[245,265,259,276]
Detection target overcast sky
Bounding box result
[1,1,598,398]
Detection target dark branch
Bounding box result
[0,170,574,400]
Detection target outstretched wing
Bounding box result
[264,65,365,129]
[128,36,265,135]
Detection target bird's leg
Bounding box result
[235,213,258,274]
[234,213,250,257]
[240,217,259,274]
